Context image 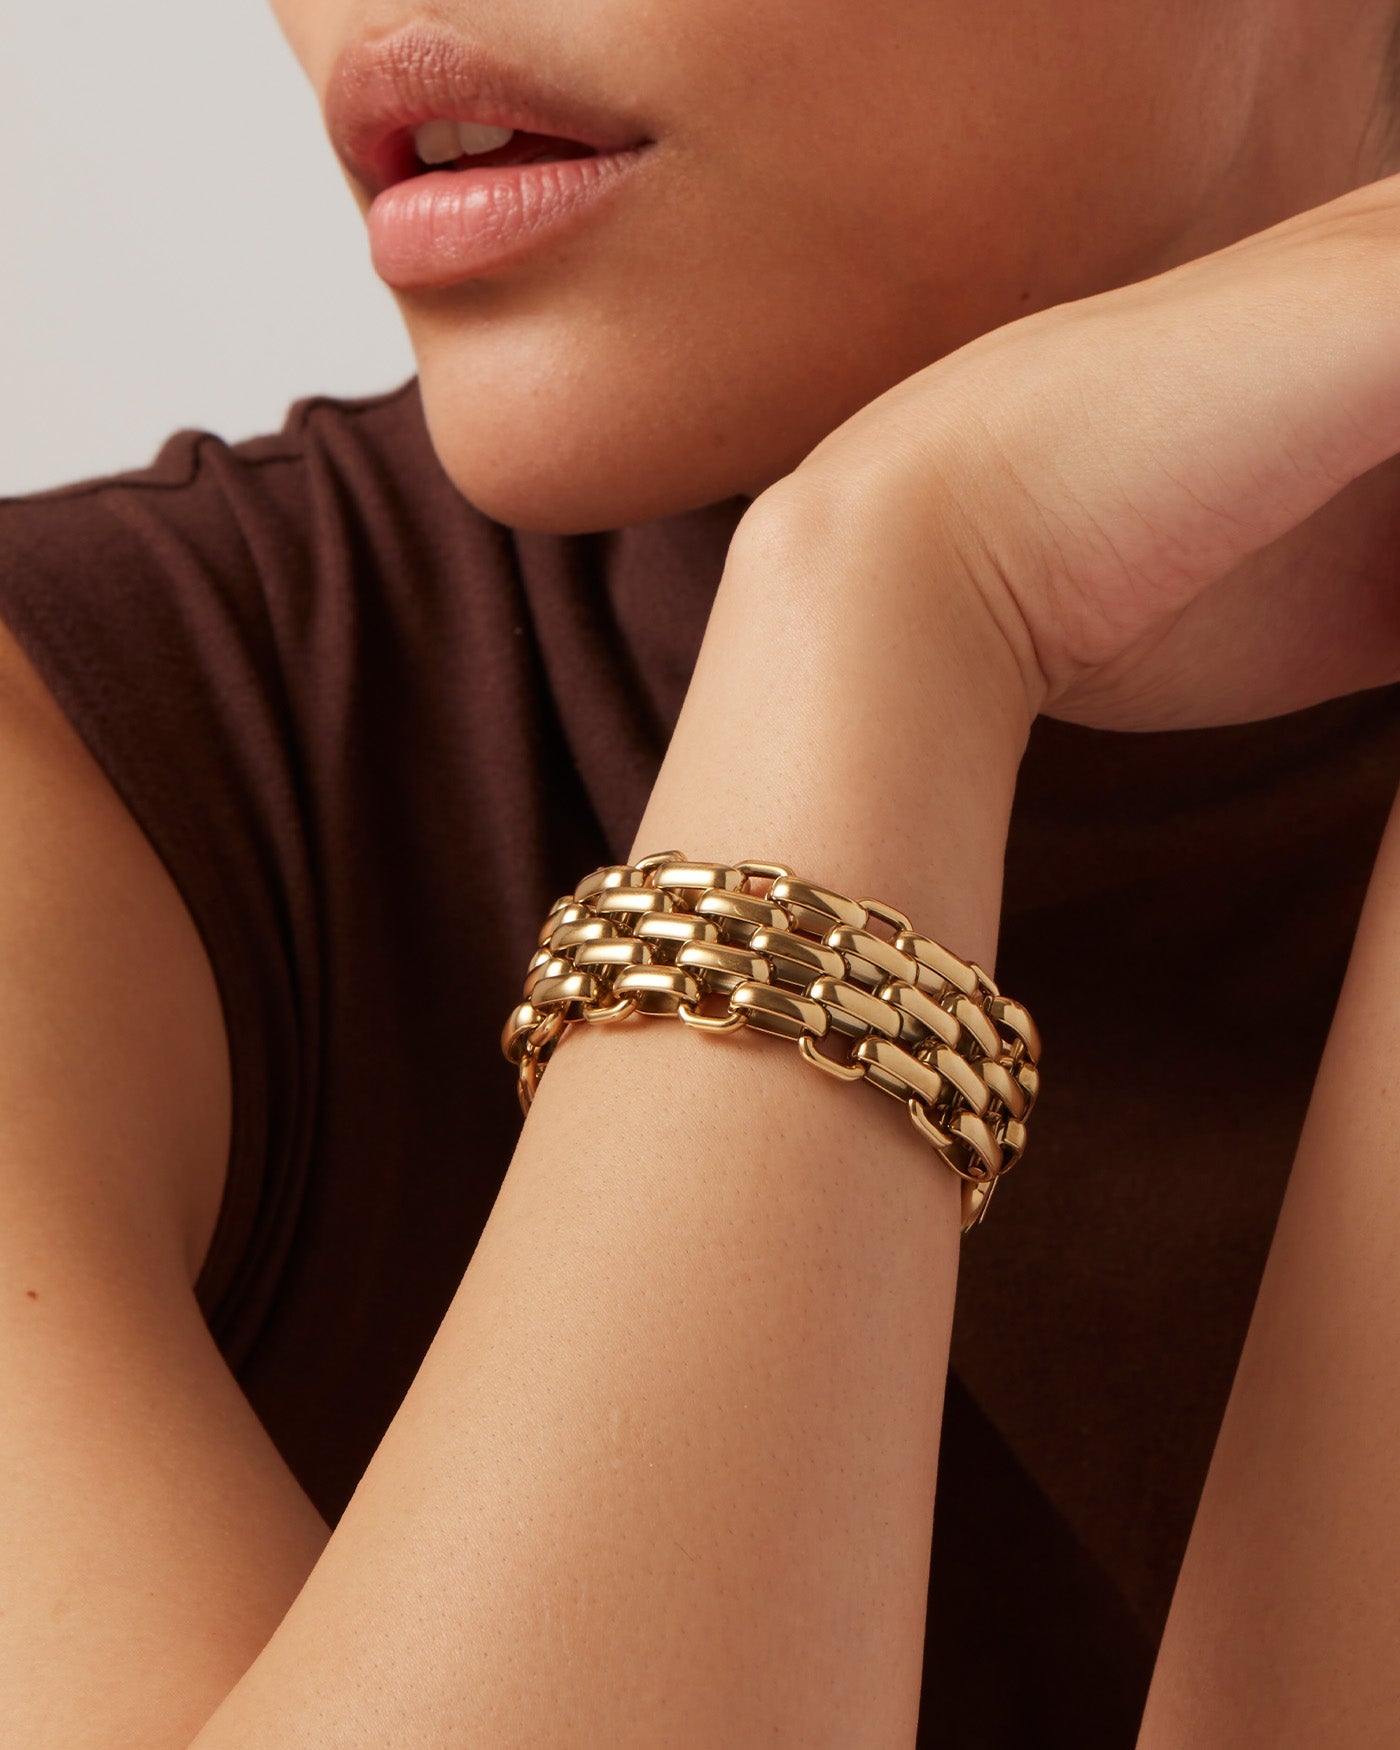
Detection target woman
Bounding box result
[3,2,1399,1744]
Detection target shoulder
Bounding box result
[0,603,231,1289]
[0,376,537,1333]
[0,382,447,1315]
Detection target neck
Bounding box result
[1136,7,1399,278]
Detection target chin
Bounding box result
[401,293,815,534]
[415,370,773,534]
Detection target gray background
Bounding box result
[1,0,416,495]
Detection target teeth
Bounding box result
[413,119,515,164]
[457,121,515,154]
[413,119,464,164]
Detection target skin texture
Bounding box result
[184,509,1029,1747]
[770,174,1400,732]
[1137,781,1400,1740]
[5,1,1400,1745]
[181,127,1400,1736]
[181,220,1400,1730]
[269,0,1400,532]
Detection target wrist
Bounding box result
[631,478,1027,977]
[740,469,1044,759]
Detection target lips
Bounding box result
[325,24,655,200]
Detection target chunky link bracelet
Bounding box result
[501,850,1042,1233]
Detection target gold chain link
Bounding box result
[501,851,1042,1234]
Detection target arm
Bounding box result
[184,175,1400,1746]
[0,619,332,1749]
[184,493,1034,1747]
[1136,775,1400,1747]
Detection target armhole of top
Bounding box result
[0,581,275,1358]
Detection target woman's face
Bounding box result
[270,0,1386,533]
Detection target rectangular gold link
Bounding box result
[926,1044,992,1116]
[650,862,749,895]
[896,930,981,999]
[538,899,588,946]
[573,937,653,969]
[573,864,648,904]
[614,965,701,1014]
[769,877,868,934]
[999,1118,1028,1167]
[594,887,674,919]
[808,976,903,1040]
[853,1035,947,1107]
[948,992,1002,1060]
[878,978,962,1050]
[675,942,771,992]
[523,955,570,1000]
[979,1057,1029,1119]
[987,994,1042,1061]
[695,890,792,941]
[635,912,722,948]
[825,925,920,990]
[860,895,913,935]
[502,1001,539,1064]
[731,982,829,1040]
[946,1107,1004,1176]
[530,970,600,1008]
[547,917,619,953]
[748,928,846,987]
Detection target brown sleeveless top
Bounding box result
[2,379,1394,1746]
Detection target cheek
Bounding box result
[334,0,1241,530]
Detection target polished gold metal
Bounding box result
[501,850,1043,1234]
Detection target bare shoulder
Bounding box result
[0,611,229,1294]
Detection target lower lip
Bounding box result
[366,147,653,290]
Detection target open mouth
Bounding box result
[395,120,601,182]
[326,26,657,286]
[325,28,654,201]
[350,117,643,201]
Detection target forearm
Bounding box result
[1,1249,331,1749]
[1138,779,1400,1747]
[185,496,1032,1747]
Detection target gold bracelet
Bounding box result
[501,850,1042,1233]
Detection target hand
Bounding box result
[770,170,1400,733]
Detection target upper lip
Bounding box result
[325,23,655,198]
